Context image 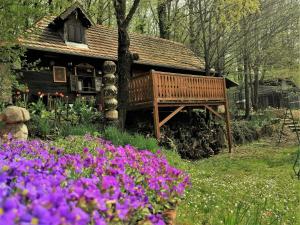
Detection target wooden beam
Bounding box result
[151,70,160,139]
[204,105,223,120]
[223,78,233,153]
[153,103,160,138]
[159,106,185,128]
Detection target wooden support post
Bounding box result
[225,102,232,153]
[151,70,161,139]
[153,103,160,138]
[223,78,233,153]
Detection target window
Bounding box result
[69,63,101,93]
[53,66,67,83]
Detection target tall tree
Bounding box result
[0,0,49,102]
[188,0,197,52]
[193,0,260,75]
[232,0,300,113]
[113,0,141,129]
[157,0,171,39]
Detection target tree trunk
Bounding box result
[157,0,171,39]
[205,54,210,76]
[188,0,197,52]
[249,65,254,109]
[253,64,259,111]
[113,0,140,129]
[117,27,133,129]
[244,58,250,119]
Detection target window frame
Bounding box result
[53,66,67,83]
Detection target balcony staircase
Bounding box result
[277,95,300,179]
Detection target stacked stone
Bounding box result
[0,106,30,141]
[102,61,118,121]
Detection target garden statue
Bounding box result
[103,61,118,122]
[0,106,30,141]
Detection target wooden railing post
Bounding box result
[151,70,160,139]
[223,78,233,153]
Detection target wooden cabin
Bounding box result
[257,79,300,109]
[232,78,300,110]
[18,3,235,151]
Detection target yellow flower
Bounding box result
[75,215,81,221]
[22,189,29,196]
[31,217,39,225]
[2,165,9,172]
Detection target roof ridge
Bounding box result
[94,23,188,48]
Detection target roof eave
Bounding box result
[24,46,205,73]
[134,60,205,73]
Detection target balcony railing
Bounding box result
[128,70,226,107]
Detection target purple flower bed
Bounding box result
[0,137,189,225]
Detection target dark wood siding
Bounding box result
[21,70,69,96]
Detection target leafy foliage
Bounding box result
[103,126,159,153]
[26,97,102,139]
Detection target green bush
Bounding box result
[103,126,159,152]
[0,102,6,112]
[231,109,281,145]
[60,123,100,137]
[27,114,53,138]
[232,121,260,145]
[25,96,103,139]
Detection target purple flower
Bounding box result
[148,214,165,225]
[101,175,118,189]
[0,138,189,224]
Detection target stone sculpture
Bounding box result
[0,106,30,141]
[103,61,118,121]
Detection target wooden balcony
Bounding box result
[128,70,227,107]
[128,70,232,152]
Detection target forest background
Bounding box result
[0,0,299,117]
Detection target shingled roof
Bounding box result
[19,13,205,72]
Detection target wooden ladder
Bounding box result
[277,94,300,179]
[278,107,300,144]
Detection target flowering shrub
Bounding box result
[0,137,189,224]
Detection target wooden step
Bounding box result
[288,124,300,128]
[282,118,293,121]
[285,122,296,125]
[291,128,300,132]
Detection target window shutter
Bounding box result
[68,24,75,42]
[94,77,102,92]
[75,26,82,43]
[70,74,78,92]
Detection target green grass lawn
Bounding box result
[164,141,300,225]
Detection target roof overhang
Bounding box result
[24,46,206,74]
[225,78,239,88]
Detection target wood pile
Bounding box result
[127,110,226,160]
